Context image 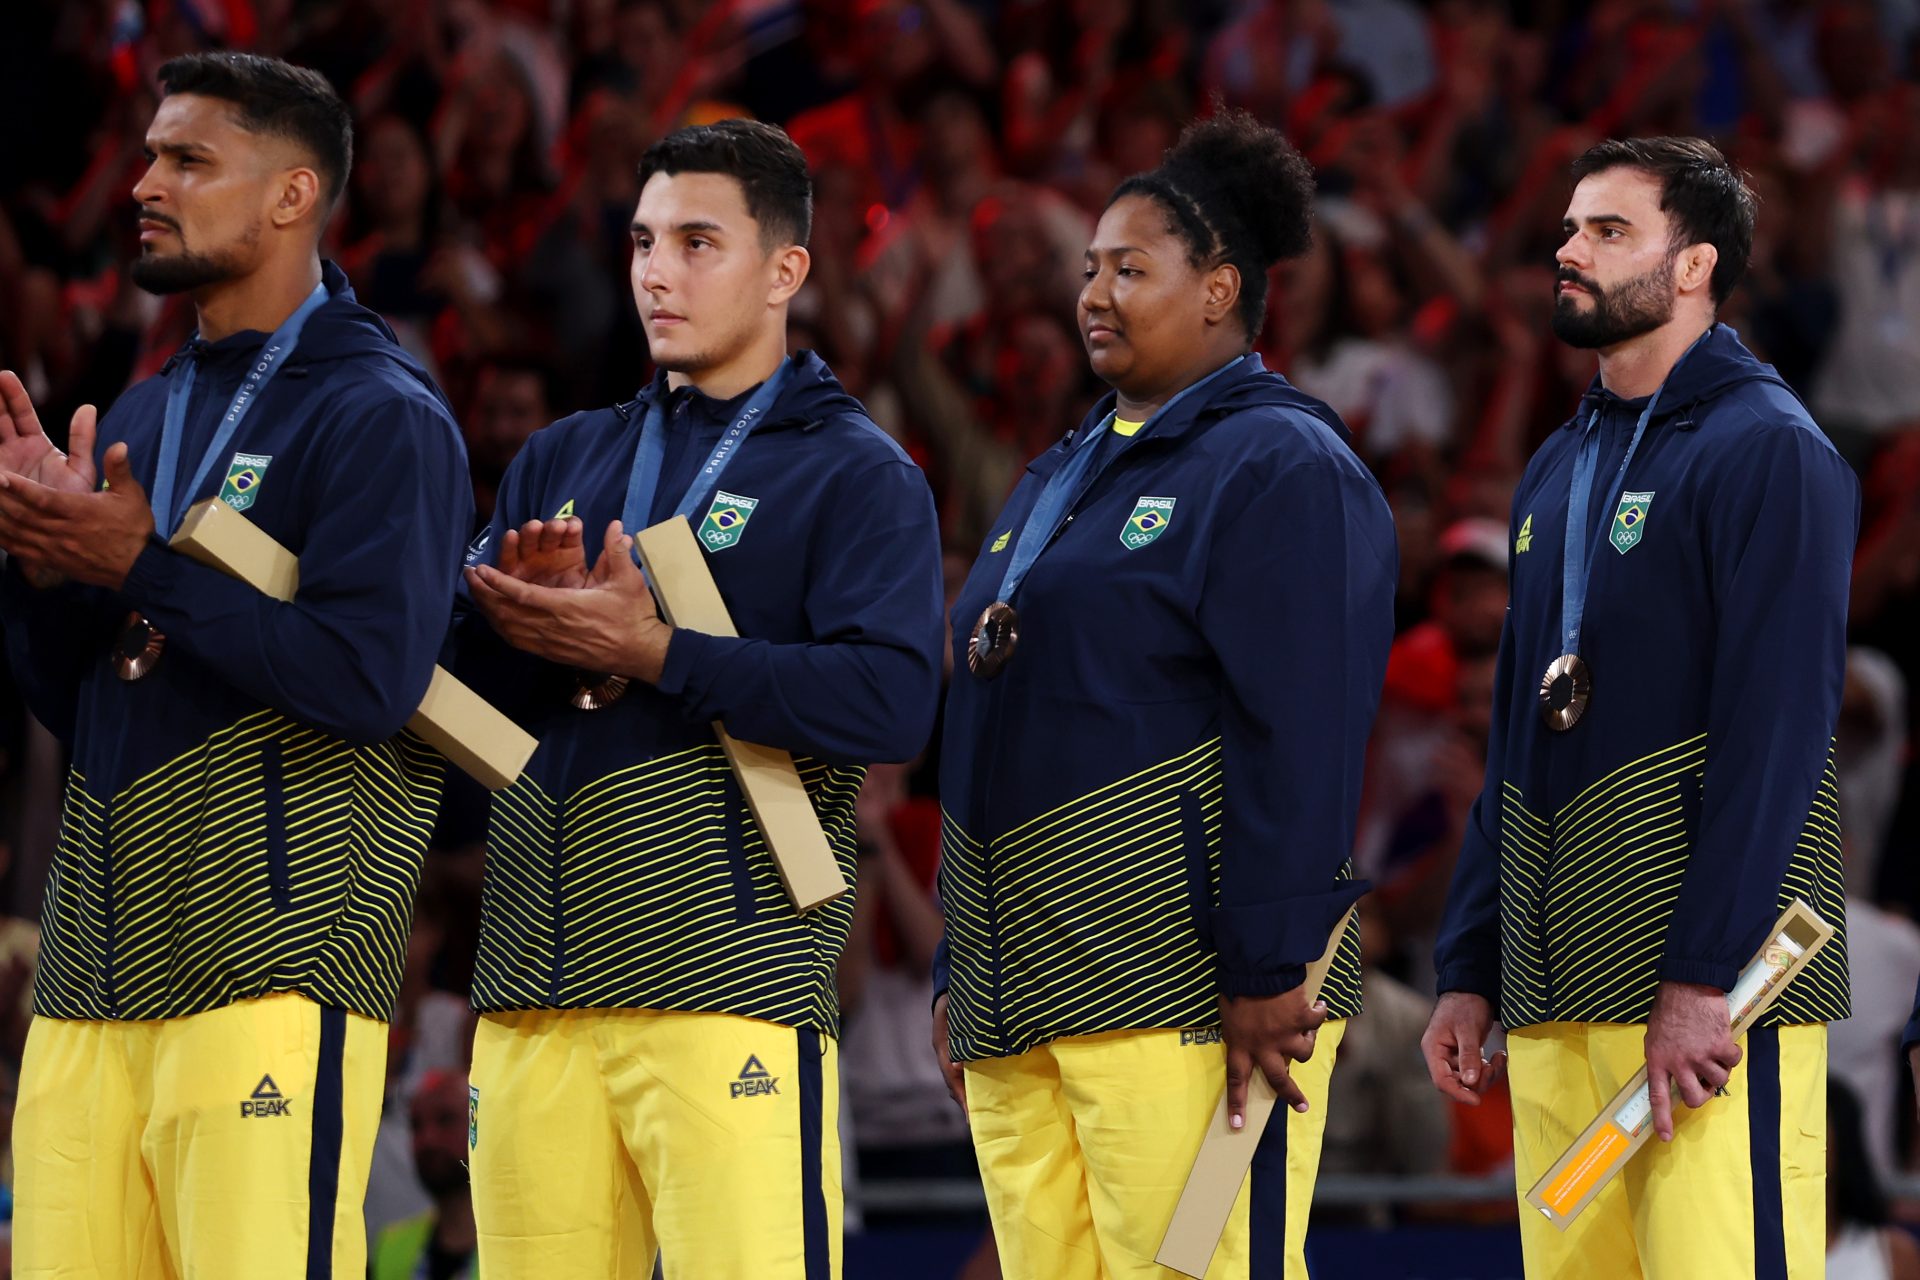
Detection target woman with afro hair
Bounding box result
[931,110,1398,1278]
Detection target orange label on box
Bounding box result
[1544,1125,1628,1214]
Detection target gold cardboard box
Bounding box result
[633,516,849,913]
[169,498,536,791]
[1524,898,1834,1229]
[1156,904,1360,1278]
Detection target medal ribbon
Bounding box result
[152,281,330,537]
[1558,329,1711,656]
[621,358,795,543]
[992,354,1247,605]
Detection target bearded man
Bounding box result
[1420,137,1858,1279]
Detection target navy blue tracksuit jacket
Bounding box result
[455,352,945,1036]
[0,261,472,1023]
[932,354,1398,1063]
[1434,325,1858,1029]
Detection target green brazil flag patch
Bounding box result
[219,453,272,512]
[1610,490,1653,554]
[1120,496,1175,550]
[697,491,759,552]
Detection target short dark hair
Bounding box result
[1110,109,1317,339]
[638,119,812,249]
[157,53,353,205]
[1570,136,1757,306]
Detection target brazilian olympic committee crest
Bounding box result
[698,491,759,552]
[219,452,273,512]
[1610,490,1653,554]
[1121,496,1175,551]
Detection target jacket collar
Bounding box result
[1033,352,1267,476]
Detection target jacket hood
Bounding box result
[1570,323,1799,430]
[629,349,866,433]
[160,260,452,415]
[1059,352,1353,460]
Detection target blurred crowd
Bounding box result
[4,0,1920,1264]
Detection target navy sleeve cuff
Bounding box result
[1658,956,1737,993]
[1435,957,1503,1004]
[1903,1014,1920,1053]
[931,934,951,1008]
[653,625,713,697]
[1219,963,1307,1000]
[1210,879,1367,996]
[119,538,184,609]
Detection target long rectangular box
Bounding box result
[633,516,849,913]
[1524,898,1834,1228]
[170,497,537,791]
[1156,904,1359,1278]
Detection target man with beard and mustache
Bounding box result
[1420,137,1858,1278]
[372,1072,477,1280]
[0,53,471,1278]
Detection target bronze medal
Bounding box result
[113,611,166,681]
[571,672,630,711]
[1539,654,1592,732]
[967,601,1019,681]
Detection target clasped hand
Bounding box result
[465,517,673,683]
[0,370,154,590]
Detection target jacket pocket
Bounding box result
[1180,787,1214,950]
[262,741,291,911]
[1677,769,1704,849]
[724,780,759,924]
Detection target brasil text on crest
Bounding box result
[219,452,273,512]
[698,490,760,551]
[1611,489,1653,554]
[1121,496,1176,551]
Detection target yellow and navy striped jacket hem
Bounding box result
[1495,734,1848,1028]
[471,743,862,1036]
[941,737,1363,1063]
[35,708,443,1022]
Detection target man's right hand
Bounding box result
[932,992,967,1116]
[1,371,101,587]
[0,371,99,494]
[1421,991,1506,1105]
[496,517,588,588]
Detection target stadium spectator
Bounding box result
[371,1070,478,1280]
[4,1,1920,1256]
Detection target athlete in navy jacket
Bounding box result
[931,113,1396,1280]
[455,120,943,1280]
[1423,138,1857,1280]
[0,55,470,1279]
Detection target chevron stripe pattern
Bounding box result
[941,737,1364,1062]
[1496,735,1849,1028]
[471,743,862,1035]
[34,710,443,1022]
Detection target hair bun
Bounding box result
[1160,109,1316,268]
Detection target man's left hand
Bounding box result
[1644,980,1740,1142]
[465,520,673,682]
[0,443,155,590]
